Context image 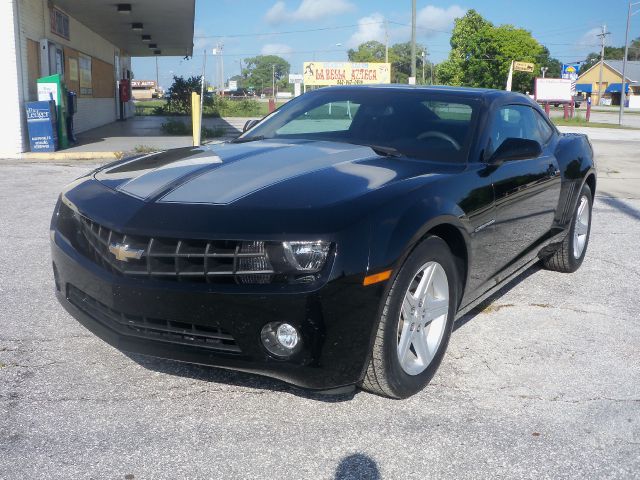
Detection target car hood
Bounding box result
[94,139,454,208]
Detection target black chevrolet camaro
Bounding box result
[51,86,596,399]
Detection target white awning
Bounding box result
[52,0,195,57]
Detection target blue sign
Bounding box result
[25,101,58,152]
[561,63,580,81]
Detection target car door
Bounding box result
[488,104,562,277]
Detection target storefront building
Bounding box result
[576,60,640,107]
[1,0,195,157]
[132,80,161,100]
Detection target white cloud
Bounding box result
[416,5,466,36]
[577,27,602,48]
[261,43,294,56]
[347,13,386,48]
[265,0,355,25]
[346,6,465,49]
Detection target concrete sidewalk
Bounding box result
[21,116,258,160]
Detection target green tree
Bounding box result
[347,41,387,63]
[537,47,562,79]
[580,40,640,74]
[242,55,290,94]
[437,9,545,92]
[348,40,432,84]
[630,38,640,61]
[389,42,429,83]
[166,75,202,114]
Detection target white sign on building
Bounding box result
[288,73,304,84]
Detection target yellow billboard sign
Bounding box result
[514,61,535,73]
[303,62,391,86]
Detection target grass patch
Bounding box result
[133,145,157,154]
[136,98,286,117]
[161,119,226,139]
[551,115,635,129]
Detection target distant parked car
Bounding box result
[553,95,582,108]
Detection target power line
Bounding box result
[193,21,385,39]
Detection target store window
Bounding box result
[50,8,70,40]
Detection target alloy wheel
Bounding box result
[396,261,449,376]
[573,195,590,259]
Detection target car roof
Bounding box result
[316,84,532,104]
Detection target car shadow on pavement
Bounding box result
[334,454,381,480]
[598,193,640,221]
[125,352,357,403]
[453,263,542,332]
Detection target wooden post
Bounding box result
[563,103,569,120]
[544,102,550,116]
[570,99,575,119]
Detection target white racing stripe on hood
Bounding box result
[158,144,372,205]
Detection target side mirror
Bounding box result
[489,138,542,164]
[243,119,259,133]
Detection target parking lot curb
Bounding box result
[20,151,124,161]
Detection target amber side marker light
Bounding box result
[363,270,392,286]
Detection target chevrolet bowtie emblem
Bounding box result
[108,242,145,262]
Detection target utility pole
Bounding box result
[272,64,276,100]
[384,18,389,63]
[199,49,206,145]
[596,25,611,106]
[410,0,417,81]
[620,2,640,125]
[155,56,159,91]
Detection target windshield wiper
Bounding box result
[367,145,404,158]
[231,135,266,144]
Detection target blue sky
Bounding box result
[132,0,638,88]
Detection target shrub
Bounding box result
[161,120,226,139]
[161,119,190,135]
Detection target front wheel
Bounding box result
[543,183,593,273]
[360,236,459,399]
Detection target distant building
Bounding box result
[576,60,640,107]
[132,80,160,100]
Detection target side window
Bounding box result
[533,109,554,144]
[488,105,549,154]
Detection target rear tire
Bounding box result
[360,236,459,399]
[543,183,593,273]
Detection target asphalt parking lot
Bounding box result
[1,131,639,479]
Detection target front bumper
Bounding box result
[51,229,386,390]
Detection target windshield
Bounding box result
[237,88,480,163]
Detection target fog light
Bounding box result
[261,322,301,358]
[276,323,299,349]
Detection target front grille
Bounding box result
[67,285,242,354]
[70,209,276,284]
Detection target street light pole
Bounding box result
[620,1,640,126]
[421,51,426,84]
[272,64,276,100]
[541,67,548,78]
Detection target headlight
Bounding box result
[282,241,331,273]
